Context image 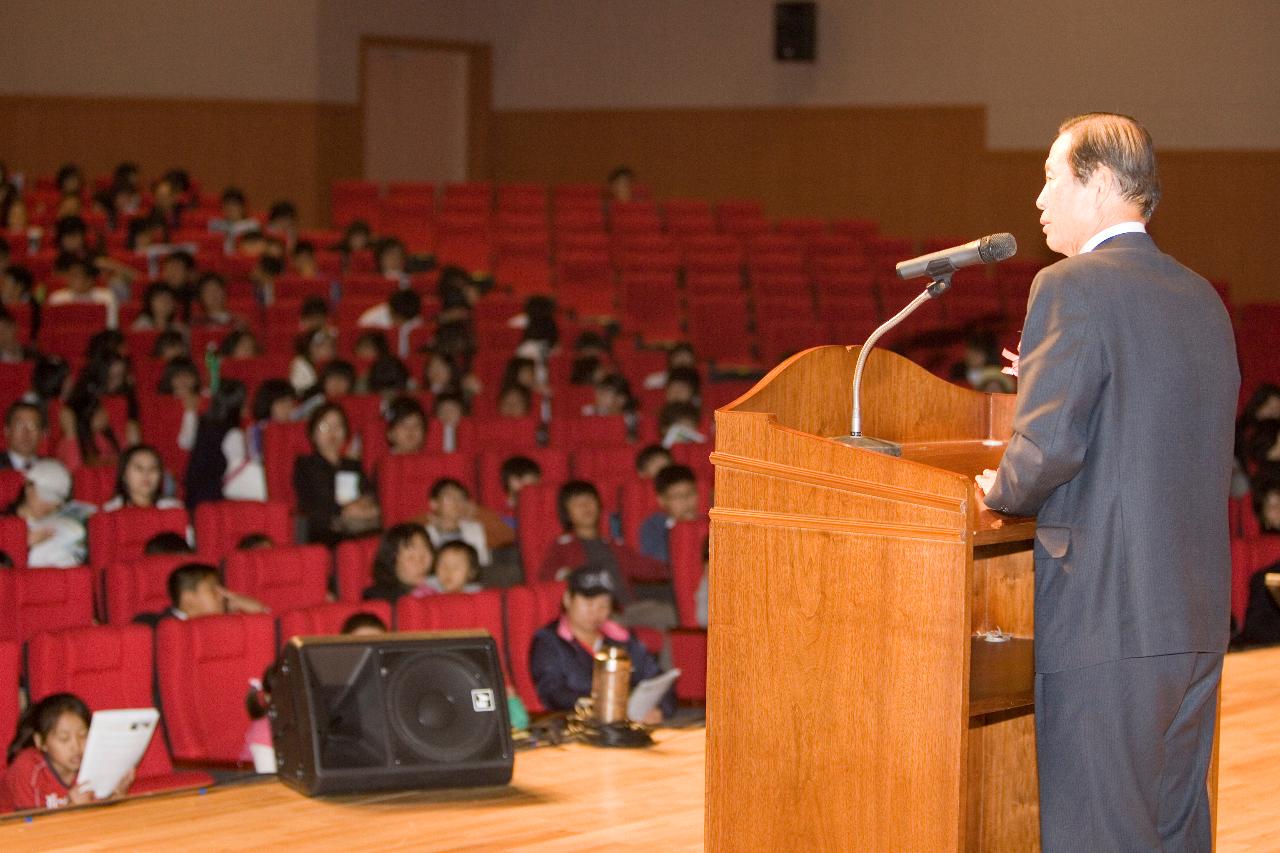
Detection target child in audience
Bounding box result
[426,540,484,594]
[499,455,542,528]
[129,283,185,334]
[635,445,673,480]
[151,331,188,362]
[341,612,388,635]
[384,397,427,456]
[156,357,202,450]
[643,342,697,389]
[289,328,337,395]
[639,464,701,563]
[528,566,674,722]
[362,523,436,604]
[143,531,194,555]
[1251,469,1280,533]
[58,391,122,473]
[0,308,33,365]
[539,481,661,602]
[420,478,491,566]
[357,289,422,358]
[664,366,702,409]
[8,459,88,568]
[1,693,136,812]
[103,444,183,511]
[695,536,710,628]
[658,401,706,447]
[293,403,380,545]
[291,240,320,277]
[189,273,244,329]
[236,533,275,550]
[208,187,259,253]
[431,392,467,453]
[496,384,532,418]
[218,329,261,359]
[47,254,118,329]
[241,665,276,773]
[133,562,266,626]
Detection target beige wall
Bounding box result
[6,2,1280,148]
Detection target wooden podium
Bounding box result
[706,345,1042,852]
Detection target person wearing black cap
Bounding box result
[529,566,675,723]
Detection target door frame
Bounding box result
[358,36,493,181]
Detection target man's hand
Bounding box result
[974,468,998,498]
[68,782,96,805]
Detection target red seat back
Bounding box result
[277,600,393,644]
[72,465,117,508]
[571,447,637,516]
[0,640,18,770]
[28,625,176,777]
[516,483,563,583]
[377,451,477,526]
[261,420,311,506]
[503,582,566,712]
[548,415,631,451]
[194,500,293,561]
[0,515,28,570]
[156,613,276,762]
[395,589,507,677]
[223,544,330,613]
[334,535,380,603]
[670,519,709,627]
[104,553,192,627]
[88,507,189,571]
[475,448,569,516]
[0,568,96,643]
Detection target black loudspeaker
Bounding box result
[272,631,514,796]
[775,2,817,62]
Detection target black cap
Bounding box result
[567,566,617,599]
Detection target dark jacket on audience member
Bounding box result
[292,452,375,546]
[529,616,675,716]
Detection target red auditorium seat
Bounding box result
[137,395,192,481]
[378,452,477,526]
[330,180,380,229]
[493,231,553,295]
[758,318,830,365]
[0,567,95,643]
[28,625,214,794]
[0,640,16,770]
[424,417,476,456]
[619,479,663,576]
[471,414,541,452]
[395,589,507,670]
[1231,536,1280,631]
[105,553,190,626]
[0,363,34,417]
[496,183,547,213]
[261,420,311,505]
[547,415,631,451]
[277,600,393,644]
[335,536,380,603]
[193,500,293,562]
[504,581,568,712]
[670,519,709,626]
[687,297,755,365]
[223,544,329,613]
[516,483,563,582]
[435,218,493,273]
[475,447,569,516]
[571,446,638,516]
[620,272,684,342]
[555,251,616,318]
[670,628,707,702]
[87,506,188,573]
[156,613,276,763]
[0,515,28,570]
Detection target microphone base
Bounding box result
[829,434,902,456]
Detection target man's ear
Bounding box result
[1089,165,1118,208]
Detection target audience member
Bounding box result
[1,693,135,812]
[8,459,88,568]
[130,283,185,334]
[1,401,47,472]
[143,531,195,555]
[499,455,542,528]
[47,254,118,329]
[528,565,673,721]
[638,465,701,563]
[426,540,484,595]
[383,396,427,456]
[102,445,183,511]
[362,523,435,604]
[185,379,264,507]
[419,478,492,566]
[357,289,423,358]
[341,612,388,635]
[189,273,243,329]
[289,328,337,395]
[634,445,673,480]
[134,562,265,626]
[607,166,635,204]
[293,403,380,545]
[431,392,467,453]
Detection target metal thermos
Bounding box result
[591,646,631,724]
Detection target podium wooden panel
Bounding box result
[704,347,1053,851]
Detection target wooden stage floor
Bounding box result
[1,647,1275,852]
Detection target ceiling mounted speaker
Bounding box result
[272,631,513,796]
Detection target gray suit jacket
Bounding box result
[984,232,1238,673]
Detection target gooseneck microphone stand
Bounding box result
[830,274,953,456]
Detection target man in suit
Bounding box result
[975,113,1238,851]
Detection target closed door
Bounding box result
[363,44,470,184]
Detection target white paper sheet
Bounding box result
[335,471,360,506]
[627,669,681,721]
[76,708,159,798]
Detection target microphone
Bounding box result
[895,233,1017,281]
[830,232,1017,456]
